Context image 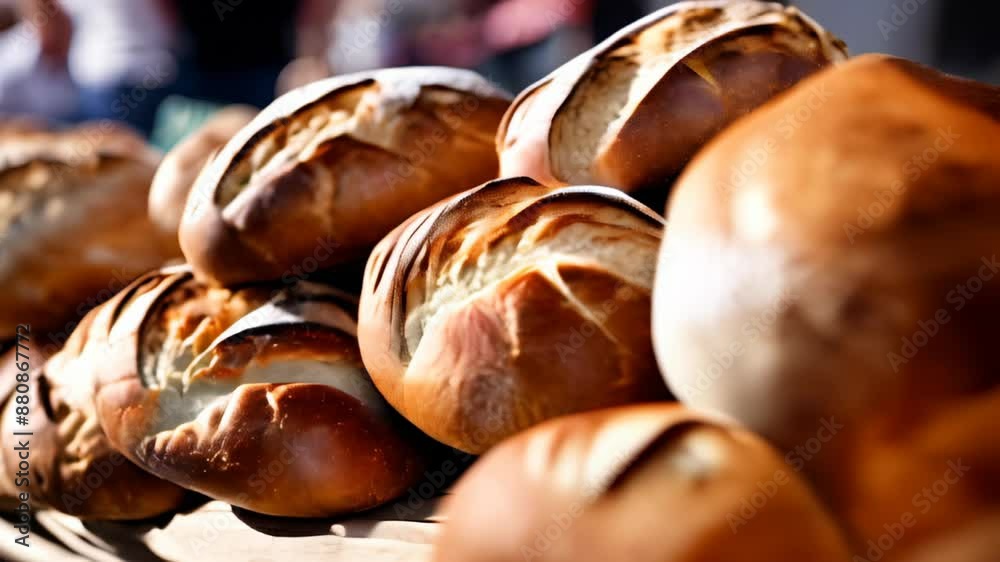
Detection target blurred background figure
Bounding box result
[61,0,175,136]
[0,0,77,122]
[0,0,995,147]
[293,0,599,92]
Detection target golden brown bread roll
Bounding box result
[654,54,1000,550]
[497,1,846,199]
[90,266,435,517]
[0,325,186,520]
[359,177,671,454]
[433,404,852,562]
[149,106,257,247]
[0,122,179,339]
[179,67,511,287]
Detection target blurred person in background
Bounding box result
[59,0,176,135]
[288,0,648,93]
[169,0,298,108]
[0,0,78,122]
[2,0,302,138]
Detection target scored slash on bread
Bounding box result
[0,324,187,520]
[75,266,435,518]
[359,177,671,454]
[433,404,852,562]
[180,67,512,287]
[498,0,847,198]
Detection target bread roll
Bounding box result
[0,326,186,519]
[0,122,179,339]
[433,404,851,562]
[654,55,1000,548]
[90,266,434,517]
[179,67,511,287]
[497,1,846,200]
[359,177,670,454]
[149,106,257,246]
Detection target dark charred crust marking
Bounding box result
[36,370,57,421]
[681,7,726,28]
[216,321,356,351]
[536,188,665,227]
[389,209,444,359]
[109,270,188,328]
[605,420,705,492]
[370,246,392,293]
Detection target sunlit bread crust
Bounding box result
[179,67,511,287]
[653,54,1000,549]
[0,326,186,520]
[497,1,846,198]
[91,266,434,517]
[433,404,852,562]
[0,123,178,338]
[149,106,257,247]
[359,177,670,454]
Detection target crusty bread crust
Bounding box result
[180,67,511,287]
[497,1,846,197]
[0,123,179,339]
[149,106,258,247]
[655,54,1000,550]
[0,325,186,520]
[359,177,670,453]
[433,404,851,562]
[89,266,433,517]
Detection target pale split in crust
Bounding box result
[359,177,671,454]
[87,266,433,517]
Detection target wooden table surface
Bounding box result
[0,497,443,562]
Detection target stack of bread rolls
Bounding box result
[2,1,997,560]
[0,122,179,342]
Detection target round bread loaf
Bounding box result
[0,327,186,520]
[0,122,179,339]
[149,106,257,247]
[433,404,851,562]
[179,67,511,287]
[654,54,1000,549]
[91,266,434,517]
[497,1,846,199]
[359,177,670,454]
